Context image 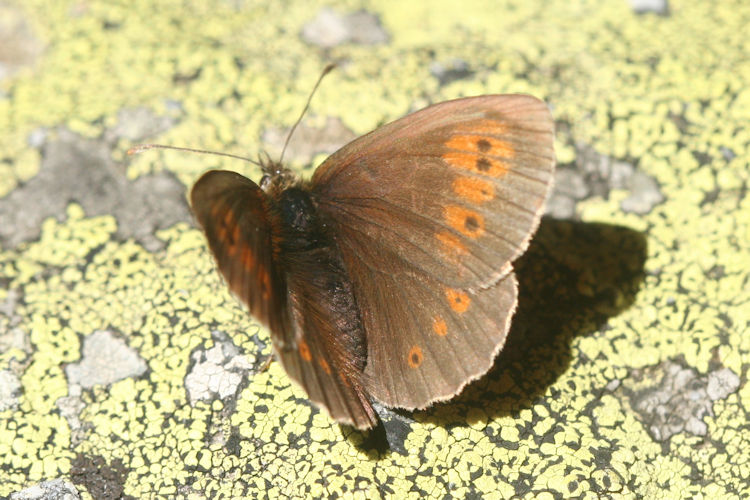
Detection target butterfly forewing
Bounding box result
[191,170,285,332]
[312,94,555,288]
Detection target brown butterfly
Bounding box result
[189,94,555,429]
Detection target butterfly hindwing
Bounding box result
[331,222,518,408]
[278,259,377,428]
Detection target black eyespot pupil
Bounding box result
[477,139,491,152]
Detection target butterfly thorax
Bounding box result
[274,187,327,251]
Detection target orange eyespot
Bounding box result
[452,176,495,204]
[241,246,254,270]
[216,225,227,245]
[227,224,241,255]
[445,134,515,158]
[432,316,448,336]
[445,287,470,313]
[223,208,235,227]
[318,357,331,374]
[444,205,485,239]
[298,340,312,362]
[408,346,424,368]
[442,151,510,178]
[258,268,272,299]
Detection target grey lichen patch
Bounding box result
[0,369,22,411]
[261,116,357,167]
[547,167,590,219]
[185,330,253,404]
[105,106,178,143]
[429,59,474,86]
[0,129,191,251]
[301,7,389,48]
[0,3,45,82]
[629,0,670,16]
[620,170,665,215]
[9,479,81,500]
[56,384,88,445]
[65,330,147,389]
[706,368,742,401]
[0,288,30,356]
[550,144,664,218]
[623,359,740,442]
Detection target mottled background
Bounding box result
[1,0,748,498]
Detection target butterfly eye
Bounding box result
[260,174,272,190]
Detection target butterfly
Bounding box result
[189,94,555,429]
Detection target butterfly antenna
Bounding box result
[127,144,262,167]
[279,63,336,164]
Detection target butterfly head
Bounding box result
[259,155,300,195]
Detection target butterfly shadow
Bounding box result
[354,218,648,455]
